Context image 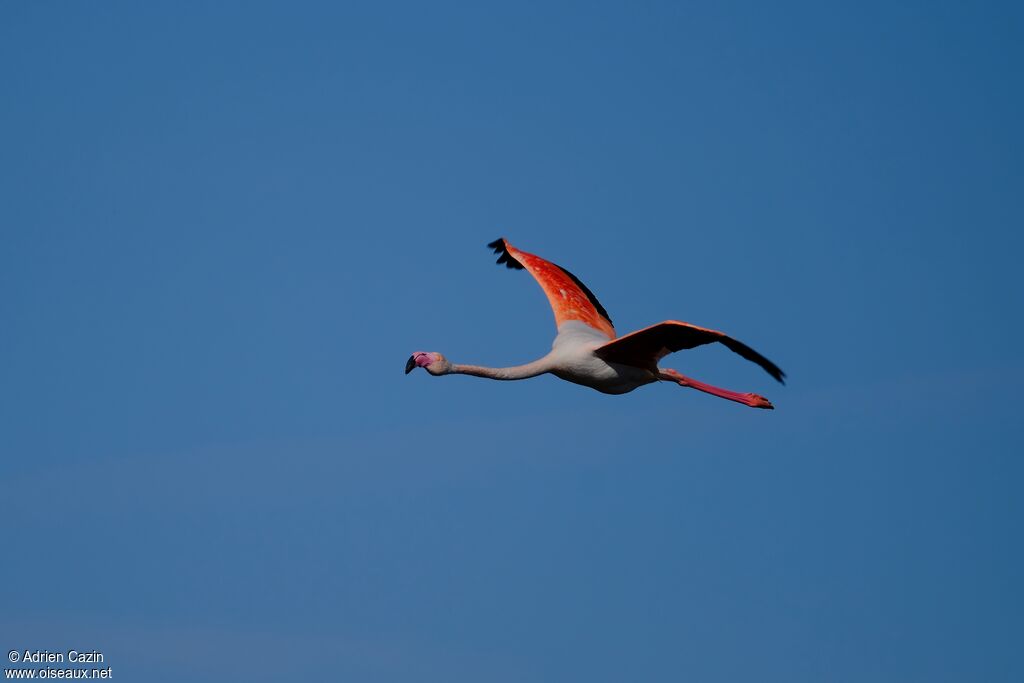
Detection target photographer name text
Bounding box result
[10,651,104,664]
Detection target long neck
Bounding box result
[448,355,553,381]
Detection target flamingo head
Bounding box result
[405,351,450,376]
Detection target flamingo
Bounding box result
[405,238,785,409]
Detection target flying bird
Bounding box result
[406,238,785,409]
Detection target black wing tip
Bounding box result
[758,358,786,384]
[759,357,786,384]
[487,237,524,270]
[721,334,786,385]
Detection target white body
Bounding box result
[547,321,657,395]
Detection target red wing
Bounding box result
[488,238,616,339]
[594,320,785,383]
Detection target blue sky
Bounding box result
[2,2,1022,681]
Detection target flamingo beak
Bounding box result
[404,355,417,374]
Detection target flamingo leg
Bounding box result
[658,368,774,409]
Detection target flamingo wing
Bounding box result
[488,238,616,339]
[594,320,785,383]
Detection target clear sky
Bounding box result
[2,2,1022,681]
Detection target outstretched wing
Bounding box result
[488,238,616,339]
[594,320,785,383]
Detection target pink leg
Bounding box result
[659,368,774,409]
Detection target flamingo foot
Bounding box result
[659,368,774,409]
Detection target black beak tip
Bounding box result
[404,356,416,374]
